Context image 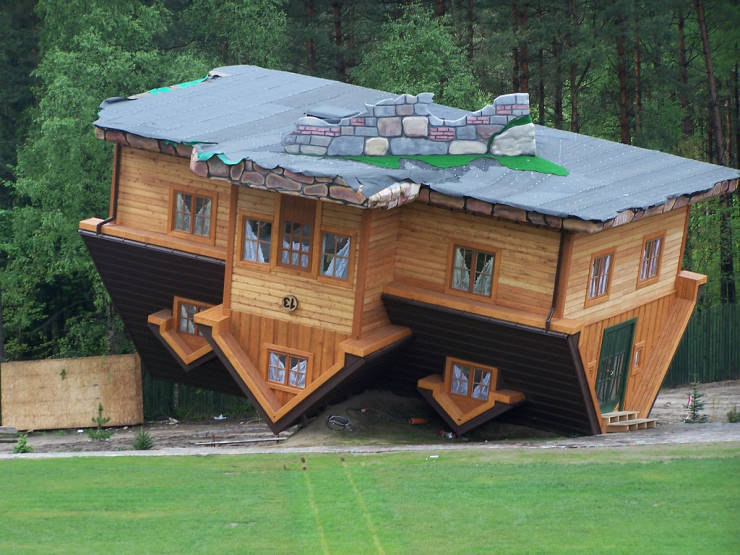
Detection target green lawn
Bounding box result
[1,444,738,554]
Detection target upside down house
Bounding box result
[80,65,739,435]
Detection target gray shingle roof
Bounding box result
[95,65,738,222]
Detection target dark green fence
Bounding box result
[664,303,739,387]
[142,370,254,420]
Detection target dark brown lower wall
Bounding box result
[381,294,600,436]
[79,230,239,395]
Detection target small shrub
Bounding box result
[684,381,708,423]
[86,403,113,440]
[727,406,740,423]
[13,433,33,454]
[133,429,154,450]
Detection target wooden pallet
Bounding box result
[601,411,657,433]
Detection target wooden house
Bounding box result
[80,65,739,436]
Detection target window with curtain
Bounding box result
[173,190,212,237]
[451,245,495,297]
[639,235,662,282]
[448,358,495,402]
[588,252,613,299]
[176,298,210,336]
[321,232,351,279]
[242,217,272,263]
[278,196,316,271]
[267,350,308,389]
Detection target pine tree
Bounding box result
[685,380,708,423]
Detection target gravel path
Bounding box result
[2,381,738,459]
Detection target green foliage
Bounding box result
[133,429,154,450]
[86,403,112,440]
[12,432,33,454]
[179,0,287,68]
[684,381,709,423]
[351,3,486,110]
[727,406,740,423]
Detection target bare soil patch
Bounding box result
[2,380,738,455]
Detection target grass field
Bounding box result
[1,444,738,554]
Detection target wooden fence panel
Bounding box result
[0,354,142,430]
[664,303,739,386]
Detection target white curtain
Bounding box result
[452,248,470,290]
[243,221,267,263]
[289,358,307,388]
[472,372,491,400]
[451,364,468,395]
[649,238,660,276]
[473,256,493,296]
[175,193,190,231]
[324,236,350,279]
[194,198,211,236]
[269,352,285,383]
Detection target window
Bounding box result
[632,341,645,372]
[638,233,663,284]
[241,216,272,264]
[267,349,309,389]
[587,251,614,301]
[450,245,496,297]
[446,358,497,402]
[279,196,316,271]
[174,298,211,337]
[172,190,213,237]
[321,232,351,280]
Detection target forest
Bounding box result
[0,0,737,372]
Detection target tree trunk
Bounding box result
[538,46,545,124]
[331,0,346,81]
[512,4,520,92]
[678,9,694,136]
[695,0,727,166]
[435,0,445,16]
[568,0,579,132]
[519,4,529,94]
[306,0,316,73]
[466,0,474,63]
[633,7,642,135]
[553,40,564,129]
[616,15,631,144]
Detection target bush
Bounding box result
[727,406,740,423]
[86,403,112,440]
[133,429,154,450]
[13,433,33,454]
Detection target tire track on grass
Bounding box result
[303,470,330,554]
[342,459,385,555]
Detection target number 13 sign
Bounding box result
[282,295,298,312]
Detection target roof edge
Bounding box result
[94,127,739,232]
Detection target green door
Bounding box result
[595,319,636,413]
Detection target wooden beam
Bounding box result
[351,210,372,338]
[222,184,239,312]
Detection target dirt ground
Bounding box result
[2,380,739,455]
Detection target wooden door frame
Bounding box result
[596,317,637,412]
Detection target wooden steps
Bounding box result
[602,411,657,433]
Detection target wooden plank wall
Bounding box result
[230,188,362,334]
[116,147,231,251]
[360,209,400,334]
[228,310,348,406]
[562,207,687,323]
[1,354,143,430]
[394,204,560,315]
[578,291,688,417]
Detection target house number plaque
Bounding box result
[282,295,299,312]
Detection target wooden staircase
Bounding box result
[602,411,657,433]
